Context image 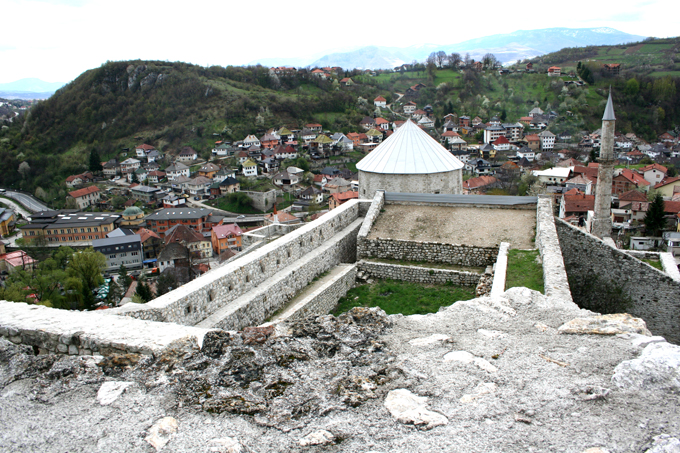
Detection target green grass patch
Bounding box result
[333,279,475,316]
[505,249,544,293]
[642,258,663,270]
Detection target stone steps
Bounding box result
[266,263,356,324]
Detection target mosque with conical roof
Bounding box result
[356,119,464,198]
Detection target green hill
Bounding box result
[527,37,680,78]
[0,48,677,202]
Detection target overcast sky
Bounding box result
[1,0,678,84]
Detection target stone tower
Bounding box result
[591,89,616,238]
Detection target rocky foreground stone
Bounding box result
[0,289,679,452]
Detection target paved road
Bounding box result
[3,191,49,212]
[0,197,32,219]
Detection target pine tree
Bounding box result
[644,193,667,237]
[89,149,103,173]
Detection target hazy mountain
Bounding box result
[300,27,647,69]
[0,78,66,99]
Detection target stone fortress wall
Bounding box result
[107,199,369,326]
[2,191,679,357]
[556,217,680,344]
[356,260,482,287]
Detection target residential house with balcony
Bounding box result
[211,224,243,256]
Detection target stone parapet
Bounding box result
[535,197,573,307]
[357,190,385,240]
[556,218,680,344]
[107,199,364,326]
[357,260,481,286]
[196,219,363,331]
[0,301,213,356]
[490,242,510,297]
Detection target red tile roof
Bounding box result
[620,169,650,186]
[136,227,161,242]
[331,191,359,204]
[374,96,386,102]
[68,185,100,198]
[664,201,680,214]
[212,224,243,239]
[463,176,498,190]
[639,163,667,173]
[493,135,509,145]
[563,193,595,213]
[655,176,680,189]
[618,190,648,202]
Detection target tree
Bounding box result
[435,51,447,68]
[482,53,498,69]
[130,171,139,183]
[118,264,132,290]
[18,161,30,178]
[644,193,667,237]
[89,149,103,173]
[464,53,472,67]
[66,248,106,310]
[625,78,640,96]
[448,53,461,69]
[156,272,177,296]
[107,279,123,306]
[111,195,126,209]
[135,279,154,303]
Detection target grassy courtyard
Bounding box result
[333,279,475,316]
[505,249,544,293]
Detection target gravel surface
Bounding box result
[368,206,537,249]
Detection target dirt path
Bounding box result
[368,205,536,249]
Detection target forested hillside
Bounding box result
[0,43,678,201]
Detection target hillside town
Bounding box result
[1,66,679,307]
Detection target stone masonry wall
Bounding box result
[238,189,277,212]
[357,190,385,240]
[107,199,368,326]
[0,301,213,356]
[555,218,680,344]
[535,197,574,307]
[357,260,481,286]
[275,264,358,323]
[358,238,498,267]
[200,220,362,331]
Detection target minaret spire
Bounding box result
[591,88,616,239]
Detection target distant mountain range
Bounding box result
[0,78,66,99]
[252,27,647,70]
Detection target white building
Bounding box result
[357,119,464,198]
[538,130,556,150]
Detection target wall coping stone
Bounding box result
[0,301,213,355]
[490,242,510,297]
[536,197,574,308]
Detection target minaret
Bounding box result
[591,89,616,238]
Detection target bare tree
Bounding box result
[426,52,437,67]
[482,53,499,69]
[435,51,447,68]
[464,53,472,67]
[448,53,461,68]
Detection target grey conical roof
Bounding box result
[356,120,464,174]
[603,89,616,121]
